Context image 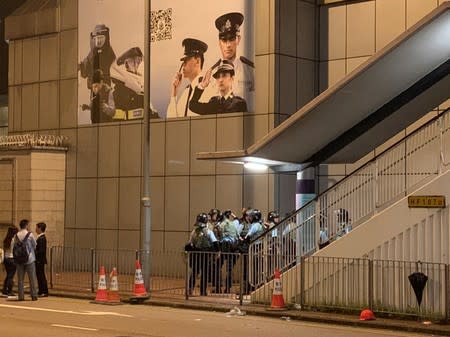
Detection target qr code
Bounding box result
[151,8,173,42]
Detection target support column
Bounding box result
[296,167,316,210]
[295,167,316,256]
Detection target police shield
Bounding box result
[408,272,428,307]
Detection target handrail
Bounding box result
[249,106,450,286]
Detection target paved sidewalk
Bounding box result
[48,289,450,336]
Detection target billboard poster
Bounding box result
[78,0,145,124]
[78,0,254,124]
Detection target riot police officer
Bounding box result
[186,213,218,296]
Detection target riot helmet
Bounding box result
[248,209,262,223]
[267,211,280,223]
[223,209,233,219]
[196,213,208,226]
[208,208,221,222]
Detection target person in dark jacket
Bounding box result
[35,222,48,297]
[2,226,18,296]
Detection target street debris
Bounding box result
[225,306,246,316]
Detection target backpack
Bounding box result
[13,232,31,264]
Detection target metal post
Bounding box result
[445,264,449,322]
[90,248,96,293]
[374,160,378,212]
[439,116,444,174]
[368,259,374,310]
[185,252,190,300]
[49,246,53,289]
[300,255,305,308]
[141,0,152,293]
[239,254,244,306]
[314,201,321,252]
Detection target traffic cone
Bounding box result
[130,260,149,302]
[94,266,108,302]
[107,267,121,303]
[270,269,286,310]
[359,308,376,321]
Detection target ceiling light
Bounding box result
[244,162,268,171]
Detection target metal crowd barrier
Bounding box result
[49,246,187,298]
[1,248,449,318]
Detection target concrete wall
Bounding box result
[0,150,66,246]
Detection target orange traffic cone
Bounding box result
[359,308,376,321]
[107,267,121,303]
[94,266,108,302]
[130,260,149,302]
[270,269,286,310]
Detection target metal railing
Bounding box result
[250,255,449,319]
[250,107,450,284]
[300,256,449,319]
[1,248,449,318]
[49,246,187,298]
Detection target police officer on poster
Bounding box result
[79,24,116,89]
[212,12,254,110]
[189,60,247,114]
[166,38,209,118]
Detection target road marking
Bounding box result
[0,304,132,317]
[51,324,98,331]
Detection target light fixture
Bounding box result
[244,162,268,171]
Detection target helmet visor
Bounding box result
[93,35,106,49]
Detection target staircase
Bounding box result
[249,107,450,288]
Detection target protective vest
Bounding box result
[221,219,238,241]
[192,227,211,250]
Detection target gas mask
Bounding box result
[92,34,106,49]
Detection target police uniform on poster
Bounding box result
[110,47,145,120]
[166,38,211,118]
[212,12,255,111]
[189,60,248,114]
[79,24,116,89]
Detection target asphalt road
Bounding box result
[0,297,425,337]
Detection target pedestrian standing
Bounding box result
[12,219,38,301]
[35,222,49,297]
[2,226,18,296]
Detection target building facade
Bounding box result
[2,0,448,252]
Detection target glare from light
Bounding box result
[244,162,268,171]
